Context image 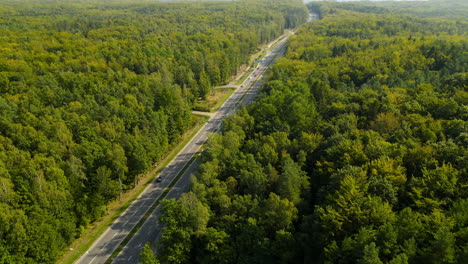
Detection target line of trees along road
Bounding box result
[0,0,308,263]
[152,1,467,264]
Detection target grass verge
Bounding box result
[58,115,208,264]
[192,87,235,112]
[211,87,236,112]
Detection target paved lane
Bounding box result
[111,34,292,264]
[75,31,293,264]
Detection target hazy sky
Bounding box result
[303,0,429,2]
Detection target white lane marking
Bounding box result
[89,255,97,264]
[128,256,133,261]
[113,233,118,238]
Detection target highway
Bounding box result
[74,31,292,264]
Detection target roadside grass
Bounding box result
[211,87,236,112]
[192,87,235,112]
[58,115,208,264]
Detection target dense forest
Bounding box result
[344,0,468,21]
[152,1,468,264]
[0,0,307,262]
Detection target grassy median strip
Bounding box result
[58,116,208,264]
[105,152,201,263]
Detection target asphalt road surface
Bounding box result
[74,32,292,264]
